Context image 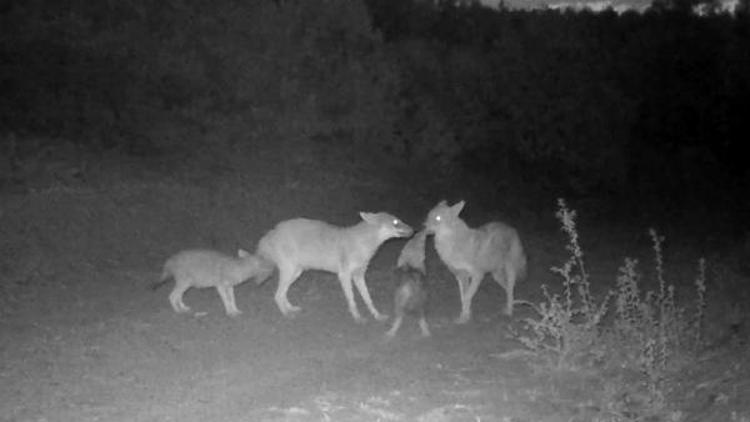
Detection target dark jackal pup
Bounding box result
[385,266,430,339]
[386,230,430,339]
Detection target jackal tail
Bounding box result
[514,243,528,283]
[151,269,172,291]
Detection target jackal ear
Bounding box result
[451,200,466,216]
[238,249,250,258]
[359,212,376,224]
[437,199,448,208]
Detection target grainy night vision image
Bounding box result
[1,0,748,420]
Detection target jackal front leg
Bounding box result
[452,269,473,324]
[353,269,387,322]
[338,271,366,324]
[459,272,484,324]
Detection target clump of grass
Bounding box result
[515,198,613,371]
[513,198,708,417]
[610,230,706,407]
[707,256,748,344]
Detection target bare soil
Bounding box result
[1,167,748,422]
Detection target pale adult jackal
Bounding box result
[255,212,413,323]
[424,200,527,323]
[154,249,273,317]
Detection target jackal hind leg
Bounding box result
[168,281,191,313]
[385,315,403,339]
[495,266,517,316]
[275,264,303,317]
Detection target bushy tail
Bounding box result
[253,234,277,285]
[151,268,171,291]
[513,238,528,283]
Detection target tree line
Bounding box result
[1,0,748,203]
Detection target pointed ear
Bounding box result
[359,212,376,224]
[451,200,465,216]
[238,249,250,258]
[437,199,448,207]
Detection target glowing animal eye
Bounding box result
[393,219,399,225]
[435,215,441,222]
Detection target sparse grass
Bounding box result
[512,198,711,419]
[513,198,613,372]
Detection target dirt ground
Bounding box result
[1,165,748,422]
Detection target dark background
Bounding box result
[2,0,749,233]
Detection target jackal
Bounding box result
[424,200,527,323]
[385,265,430,339]
[154,249,273,316]
[255,212,413,323]
[386,230,430,338]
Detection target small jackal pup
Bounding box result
[153,249,273,316]
[425,200,527,324]
[386,229,430,339]
[255,212,413,323]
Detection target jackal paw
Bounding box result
[287,304,301,313]
[281,307,301,319]
[373,313,389,322]
[419,322,431,338]
[353,314,368,324]
[226,309,243,317]
[454,314,471,324]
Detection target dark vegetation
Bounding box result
[2,0,749,224]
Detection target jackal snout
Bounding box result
[374,214,413,239]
